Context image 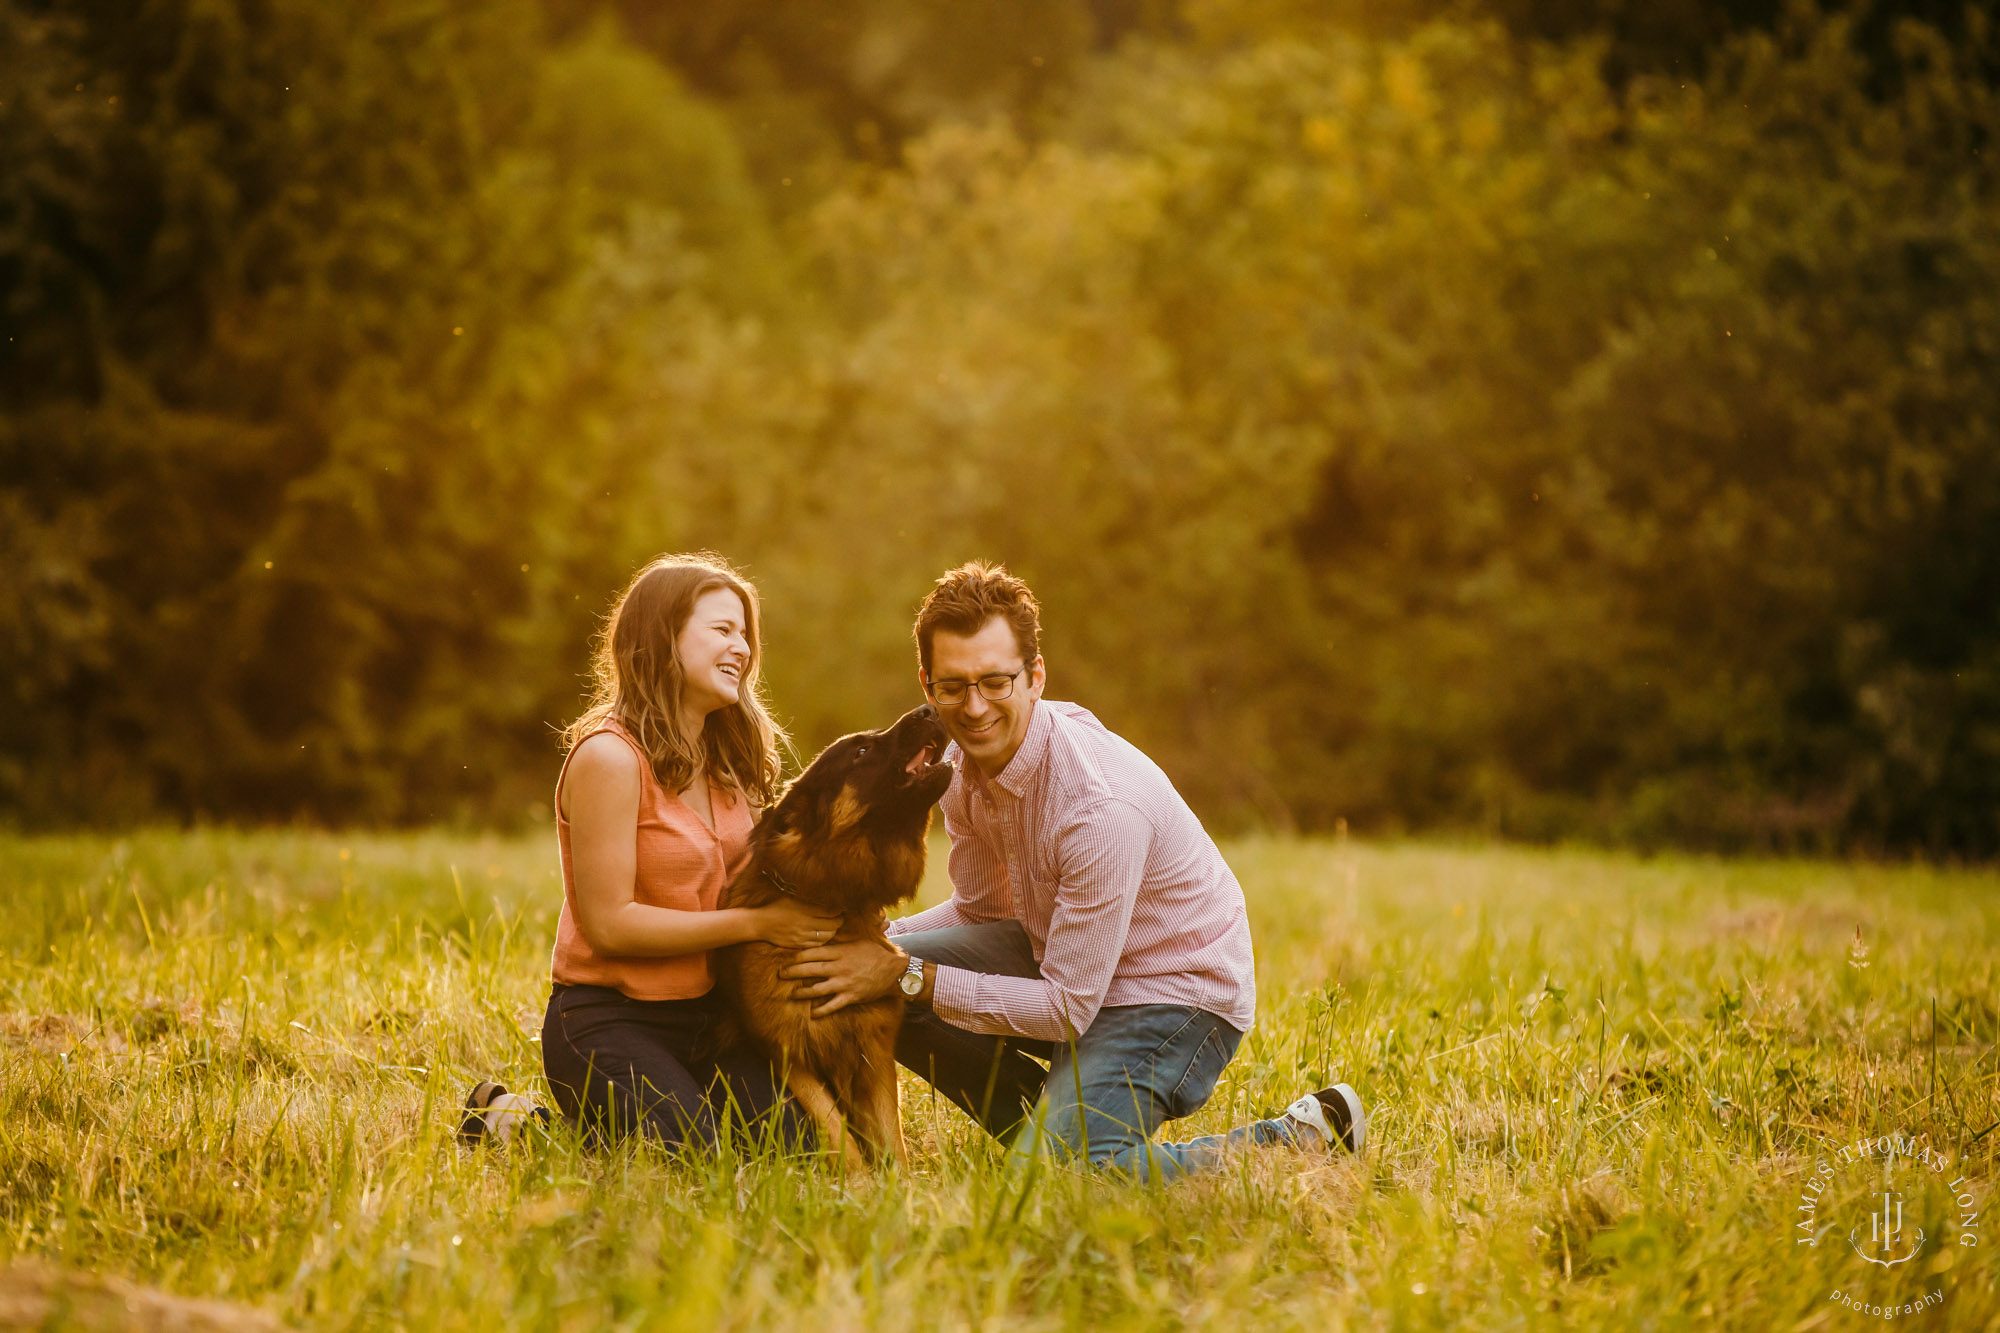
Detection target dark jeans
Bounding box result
[540,983,808,1152]
[894,920,1284,1182]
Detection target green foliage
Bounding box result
[3,3,1997,850]
[2,1,783,823]
[2,831,1995,1326]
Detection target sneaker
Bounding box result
[1281,1083,1366,1155]
[458,1080,551,1146]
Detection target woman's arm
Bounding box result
[564,734,837,955]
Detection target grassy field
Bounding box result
[1,830,1995,1330]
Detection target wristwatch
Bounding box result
[898,953,926,998]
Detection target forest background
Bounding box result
[5,0,1997,855]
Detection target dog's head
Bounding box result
[758,704,954,913]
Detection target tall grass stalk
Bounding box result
[1,831,1994,1328]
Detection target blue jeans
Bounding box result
[893,920,1302,1182]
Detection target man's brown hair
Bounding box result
[914,561,1042,679]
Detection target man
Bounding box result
[785,562,1364,1180]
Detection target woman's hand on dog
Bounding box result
[781,938,905,1017]
[754,898,846,950]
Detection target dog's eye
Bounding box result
[854,745,870,758]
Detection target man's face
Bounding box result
[923,615,1045,778]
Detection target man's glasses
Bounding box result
[925,664,1026,708]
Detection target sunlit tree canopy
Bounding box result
[4,0,1997,853]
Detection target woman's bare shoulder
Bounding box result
[562,731,643,816]
[570,730,641,771]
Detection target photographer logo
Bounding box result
[1850,1189,1923,1268]
[1792,1130,1981,1320]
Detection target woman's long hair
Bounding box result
[563,554,785,806]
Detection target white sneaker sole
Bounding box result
[1282,1082,1366,1155]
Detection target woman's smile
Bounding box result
[675,586,754,720]
[706,658,744,700]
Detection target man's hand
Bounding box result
[779,936,906,1017]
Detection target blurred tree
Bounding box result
[550,0,1102,205]
[1541,14,2000,849]
[3,0,1995,854]
[0,0,783,821]
[767,9,1999,849]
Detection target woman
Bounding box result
[536,553,838,1149]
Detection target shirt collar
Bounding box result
[992,699,1053,798]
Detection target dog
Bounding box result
[715,703,953,1171]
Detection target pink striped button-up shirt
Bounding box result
[887,699,1257,1042]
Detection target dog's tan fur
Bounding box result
[716,706,951,1170]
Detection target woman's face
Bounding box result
[677,587,751,720]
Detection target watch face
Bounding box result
[900,969,923,996]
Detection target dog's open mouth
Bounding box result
[900,740,953,788]
[888,710,953,791]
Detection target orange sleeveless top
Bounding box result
[550,720,755,1000]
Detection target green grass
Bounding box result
[2,830,1995,1330]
